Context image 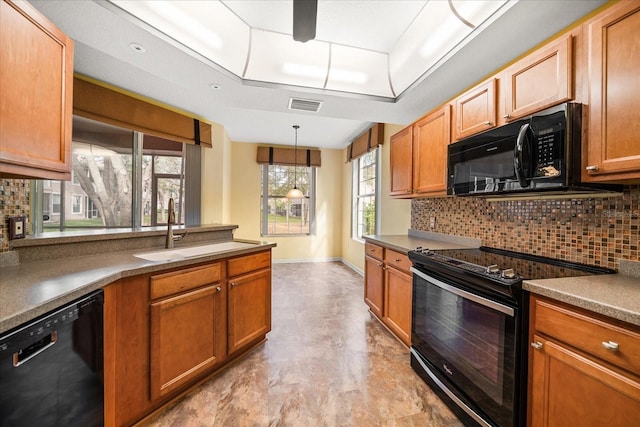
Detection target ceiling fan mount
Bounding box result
[293,0,318,42]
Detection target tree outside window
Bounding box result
[261,165,315,236]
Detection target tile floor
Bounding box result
[141,262,462,426]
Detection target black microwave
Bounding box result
[448,103,615,196]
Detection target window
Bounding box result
[52,193,61,215]
[261,164,316,236]
[34,116,194,233]
[72,195,83,214]
[352,148,379,241]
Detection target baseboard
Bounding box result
[340,258,364,276]
[272,257,341,264]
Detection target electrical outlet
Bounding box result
[8,216,26,240]
[429,216,436,229]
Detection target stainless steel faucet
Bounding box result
[165,198,186,249]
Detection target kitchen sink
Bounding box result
[134,241,257,261]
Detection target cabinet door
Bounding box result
[228,268,271,355]
[453,79,497,140]
[0,0,73,180]
[383,267,412,346]
[389,126,413,196]
[529,335,640,426]
[412,105,451,195]
[364,255,384,318]
[584,1,640,181]
[150,284,226,401]
[503,34,573,121]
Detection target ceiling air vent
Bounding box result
[288,98,323,113]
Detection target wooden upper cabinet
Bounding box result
[503,34,573,121]
[412,105,451,196]
[389,126,413,196]
[453,78,497,140]
[0,0,73,180]
[583,1,640,182]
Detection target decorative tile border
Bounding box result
[412,185,639,269]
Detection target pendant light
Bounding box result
[286,125,304,199]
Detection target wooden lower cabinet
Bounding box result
[228,268,271,355]
[363,243,412,346]
[364,254,384,318]
[383,266,412,346]
[103,249,272,427]
[528,295,640,426]
[150,284,226,401]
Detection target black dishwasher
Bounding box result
[0,290,104,427]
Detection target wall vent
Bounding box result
[288,98,323,112]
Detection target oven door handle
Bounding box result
[411,267,515,317]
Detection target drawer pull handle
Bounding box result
[394,258,401,262]
[602,341,619,351]
[369,248,376,252]
[485,121,492,126]
[531,341,543,350]
[586,165,599,172]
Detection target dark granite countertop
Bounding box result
[0,240,276,334]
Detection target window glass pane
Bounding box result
[352,148,378,240]
[68,141,133,228]
[261,165,314,235]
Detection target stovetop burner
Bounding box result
[410,246,615,285]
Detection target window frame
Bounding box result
[352,147,381,242]
[260,164,316,237]
[32,115,199,234]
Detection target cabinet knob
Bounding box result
[601,341,619,351]
[377,263,383,268]
[230,282,237,287]
[531,341,544,350]
[485,121,492,126]
[369,248,376,252]
[586,165,599,172]
[503,114,510,119]
[216,286,222,292]
[394,258,401,262]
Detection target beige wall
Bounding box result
[227,141,344,262]
[201,124,411,269]
[340,124,411,273]
[201,123,231,224]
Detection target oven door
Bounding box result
[411,267,518,427]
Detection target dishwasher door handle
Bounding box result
[13,330,58,367]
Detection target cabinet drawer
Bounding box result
[150,263,222,300]
[534,298,640,374]
[365,243,383,261]
[227,250,271,278]
[384,249,411,273]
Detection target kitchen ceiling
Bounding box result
[30,0,606,149]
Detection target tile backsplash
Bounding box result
[412,185,639,270]
[0,179,31,252]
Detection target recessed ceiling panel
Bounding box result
[326,46,392,97]
[112,0,250,76]
[245,30,330,88]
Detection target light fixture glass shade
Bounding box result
[286,186,304,199]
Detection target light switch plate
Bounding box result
[8,216,26,240]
